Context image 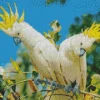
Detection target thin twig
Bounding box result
[5,71,32,74]
[3,78,100,99]
[52,93,73,98]
[3,79,32,99]
[7,79,31,90]
[20,89,52,100]
[80,90,100,98]
[4,85,20,99]
[49,92,53,100]
[44,91,51,99]
[20,89,72,100]
[86,84,91,90]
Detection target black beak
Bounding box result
[79,48,86,57]
[13,37,21,46]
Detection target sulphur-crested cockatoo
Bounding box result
[0,4,66,83]
[59,23,100,99]
[0,4,68,100]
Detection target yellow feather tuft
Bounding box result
[14,3,19,20]
[0,14,5,21]
[0,22,8,29]
[18,10,24,23]
[0,6,10,28]
[7,3,15,27]
[83,23,100,39]
[0,3,24,30]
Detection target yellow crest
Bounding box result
[0,3,24,30]
[83,23,100,39]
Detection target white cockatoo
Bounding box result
[59,23,100,98]
[0,4,69,100]
[0,3,66,82]
[1,3,100,100]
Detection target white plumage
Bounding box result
[15,22,65,84]
[59,34,95,91]
[3,22,96,100]
[1,4,99,100]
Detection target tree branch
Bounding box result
[80,90,100,98]
[4,78,100,99]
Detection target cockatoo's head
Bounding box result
[0,3,24,45]
[70,23,100,57]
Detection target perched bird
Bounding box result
[1,3,100,100]
[0,4,67,100]
[59,23,100,99]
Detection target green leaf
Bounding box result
[90,74,100,94]
[46,0,66,5]
[75,92,81,100]
[32,71,38,78]
[46,0,58,4]
[44,20,62,43]
[60,0,66,4]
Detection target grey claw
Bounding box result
[34,78,40,85]
[51,81,57,93]
[51,81,58,87]
[64,85,73,93]
[73,84,80,94]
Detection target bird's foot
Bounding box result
[34,78,40,85]
[44,79,51,85]
[51,81,58,93]
[64,84,73,93]
[73,84,80,94]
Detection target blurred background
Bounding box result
[0,0,100,99]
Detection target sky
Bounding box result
[0,0,100,65]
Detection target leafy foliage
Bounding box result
[0,11,100,100]
[44,20,62,47]
[90,74,100,94]
[46,0,66,5]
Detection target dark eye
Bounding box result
[56,22,60,27]
[80,42,83,45]
[17,33,20,35]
